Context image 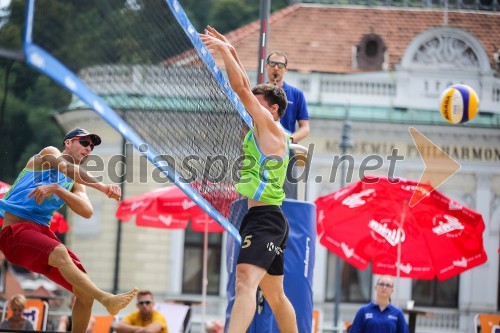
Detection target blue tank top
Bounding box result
[0,168,74,226]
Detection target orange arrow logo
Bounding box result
[409,127,461,207]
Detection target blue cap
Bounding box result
[63,128,102,146]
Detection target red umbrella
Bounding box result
[115,185,225,232]
[0,181,69,234]
[316,176,487,281]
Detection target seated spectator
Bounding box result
[0,294,35,331]
[58,294,96,332]
[114,290,168,333]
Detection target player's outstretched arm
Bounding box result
[200,27,274,129]
[204,26,251,88]
[35,146,121,200]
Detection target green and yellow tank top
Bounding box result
[235,128,289,205]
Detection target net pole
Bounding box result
[334,104,352,331]
[257,0,270,85]
[113,116,128,294]
[255,0,271,317]
[201,222,209,332]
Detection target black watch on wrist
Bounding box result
[290,136,294,143]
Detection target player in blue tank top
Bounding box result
[0,128,138,333]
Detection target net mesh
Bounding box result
[31,0,247,224]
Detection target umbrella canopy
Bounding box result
[115,185,225,232]
[316,176,487,281]
[0,181,69,234]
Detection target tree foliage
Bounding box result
[182,0,289,33]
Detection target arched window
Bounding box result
[401,27,490,72]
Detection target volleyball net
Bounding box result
[18,0,255,243]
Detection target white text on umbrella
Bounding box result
[342,189,375,208]
[453,257,467,267]
[432,215,464,236]
[341,242,354,258]
[369,219,406,246]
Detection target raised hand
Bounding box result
[206,25,230,45]
[199,26,233,54]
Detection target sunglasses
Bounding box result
[377,282,394,289]
[138,300,152,306]
[72,138,94,151]
[267,60,286,69]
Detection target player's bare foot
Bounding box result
[102,288,139,315]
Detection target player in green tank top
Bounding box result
[235,113,290,206]
[201,26,298,333]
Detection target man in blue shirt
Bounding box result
[267,51,309,199]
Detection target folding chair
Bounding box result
[475,313,500,333]
[343,321,352,333]
[2,298,49,331]
[311,309,320,333]
[93,315,115,333]
[154,302,191,333]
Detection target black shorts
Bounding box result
[237,205,289,275]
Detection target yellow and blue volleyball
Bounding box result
[439,84,479,124]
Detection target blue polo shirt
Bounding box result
[280,81,309,134]
[349,302,409,333]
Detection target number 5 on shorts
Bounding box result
[242,235,252,248]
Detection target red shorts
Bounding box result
[0,222,86,291]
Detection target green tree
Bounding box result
[209,0,255,34]
[183,0,289,33]
[0,0,72,182]
[181,0,215,31]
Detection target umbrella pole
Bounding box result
[395,202,408,307]
[333,104,353,330]
[396,234,401,306]
[201,221,208,332]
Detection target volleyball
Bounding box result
[439,84,479,124]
